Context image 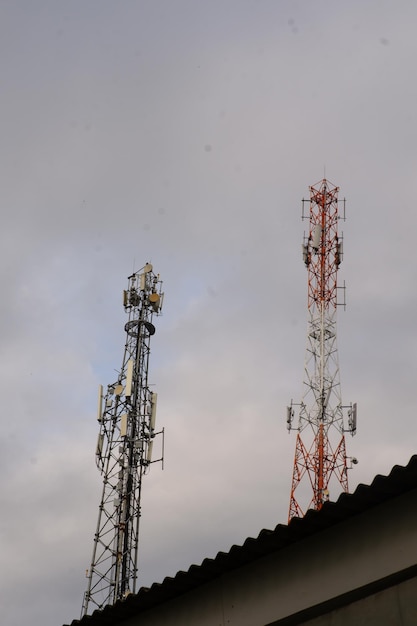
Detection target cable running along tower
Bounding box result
[286,179,357,522]
[82,263,164,616]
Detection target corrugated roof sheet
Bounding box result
[65,454,417,626]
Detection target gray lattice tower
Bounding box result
[81,263,164,616]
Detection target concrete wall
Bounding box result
[302,576,417,626]
[119,488,417,626]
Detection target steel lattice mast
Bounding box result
[286,179,357,522]
[81,263,164,616]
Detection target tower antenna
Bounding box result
[81,263,164,615]
[286,179,357,522]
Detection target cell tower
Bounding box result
[286,179,357,522]
[81,263,164,616]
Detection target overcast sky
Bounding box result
[1,1,417,624]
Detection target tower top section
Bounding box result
[301,179,345,311]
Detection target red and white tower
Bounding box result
[286,179,357,522]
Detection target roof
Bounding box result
[66,454,417,625]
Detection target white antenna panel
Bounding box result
[139,274,145,291]
[146,441,153,463]
[120,414,128,437]
[114,384,124,396]
[352,403,357,431]
[96,433,104,457]
[302,244,308,263]
[150,393,157,430]
[149,292,160,312]
[97,385,103,422]
[125,360,134,397]
[312,224,322,250]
